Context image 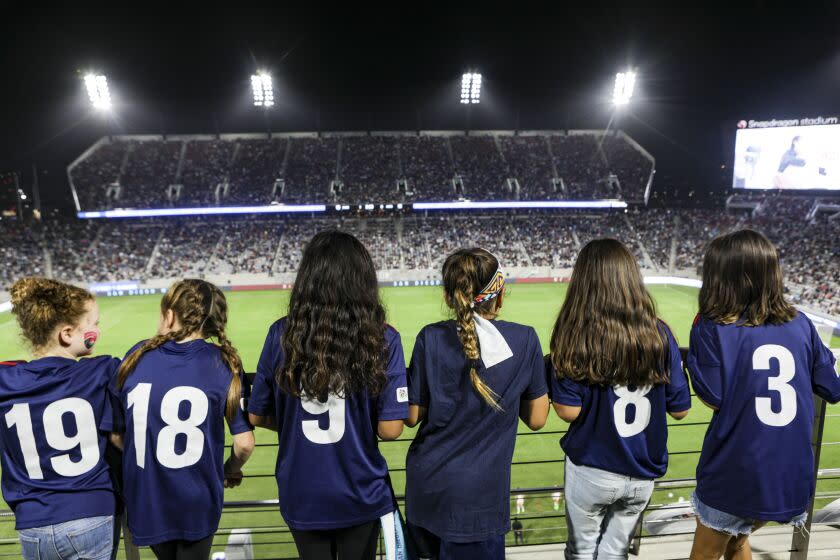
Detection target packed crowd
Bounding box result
[2,205,837,315]
[69,132,655,210]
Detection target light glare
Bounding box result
[84,74,111,110]
[613,70,636,106]
[460,72,482,104]
[251,73,275,107]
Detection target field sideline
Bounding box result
[0,284,838,558]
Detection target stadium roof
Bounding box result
[1,3,839,212]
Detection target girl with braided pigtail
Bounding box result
[110,280,254,560]
[404,248,549,560]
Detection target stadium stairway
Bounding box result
[503,525,840,559]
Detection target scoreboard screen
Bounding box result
[733,117,840,190]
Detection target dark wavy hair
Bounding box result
[698,229,796,326]
[279,230,387,398]
[550,239,670,387]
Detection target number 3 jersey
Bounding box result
[248,318,408,531]
[688,313,839,521]
[549,322,692,479]
[0,356,118,529]
[111,340,252,545]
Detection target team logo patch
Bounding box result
[396,387,408,403]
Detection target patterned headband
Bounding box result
[472,266,506,307]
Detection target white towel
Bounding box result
[474,314,514,368]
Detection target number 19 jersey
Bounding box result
[0,356,118,529]
[113,340,252,545]
[687,313,840,521]
[248,318,409,531]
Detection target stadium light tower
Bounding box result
[84,74,112,111]
[612,70,637,106]
[251,72,275,107]
[460,72,482,104]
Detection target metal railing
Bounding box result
[0,352,836,560]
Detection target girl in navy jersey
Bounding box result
[549,239,691,560]
[248,230,408,560]
[405,248,549,560]
[0,278,117,560]
[687,230,839,560]
[111,279,254,560]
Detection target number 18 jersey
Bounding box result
[687,313,840,521]
[0,357,118,529]
[113,340,252,545]
[248,318,408,531]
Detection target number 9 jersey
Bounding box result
[687,312,840,521]
[248,318,408,531]
[0,356,118,529]
[111,340,252,545]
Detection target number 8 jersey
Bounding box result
[549,322,692,478]
[112,340,252,545]
[0,356,118,529]
[248,318,408,531]
[687,313,840,521]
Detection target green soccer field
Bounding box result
[0,284,838,558]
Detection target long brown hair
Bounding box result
[280,230,387,399]
[442,248,503,411]
[698,229,796,326]
[550,239,669,386]
[117,279,244,420]
[11,278,93,350]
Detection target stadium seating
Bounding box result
[68,131,655,209]
[2,203,838,316]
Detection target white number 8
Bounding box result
[754,344,797,427]
[613,385,652,438]
[301,392,345,445]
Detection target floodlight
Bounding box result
[460,72,482,104]
[251,73,275,107]
[613,70,636,106]
[84,74,111,110]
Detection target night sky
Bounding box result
[2,2,839,212]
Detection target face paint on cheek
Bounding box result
[83,331,99,350]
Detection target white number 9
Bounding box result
[301,392,346,445]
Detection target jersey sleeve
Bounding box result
[686,318,724,409]
[550,372,588,407]
[521,329,548,401]
[247,325,279,418]
[663,325,692,413]
[809,320,840,404]
[226,372,254,435]
[98,357,123,433]
[407,331,430,407]
[377,329,409,421]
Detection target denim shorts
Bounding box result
[19,515,114,560]
[691,492,807,537]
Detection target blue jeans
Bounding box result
[564,458,653,560]
[19,516,114,560]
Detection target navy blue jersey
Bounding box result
[688,313,840,521]
[0,356,118,529]
[113,340,252,545]
[549,323,692,479]
[405,320,548,542]
[248,318,408,531]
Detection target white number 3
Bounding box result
[613,385,652,438]
[754,344,797,427]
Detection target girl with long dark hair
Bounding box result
[549,239,691,559]
[248,230,408,560]
[687,230,839,560]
